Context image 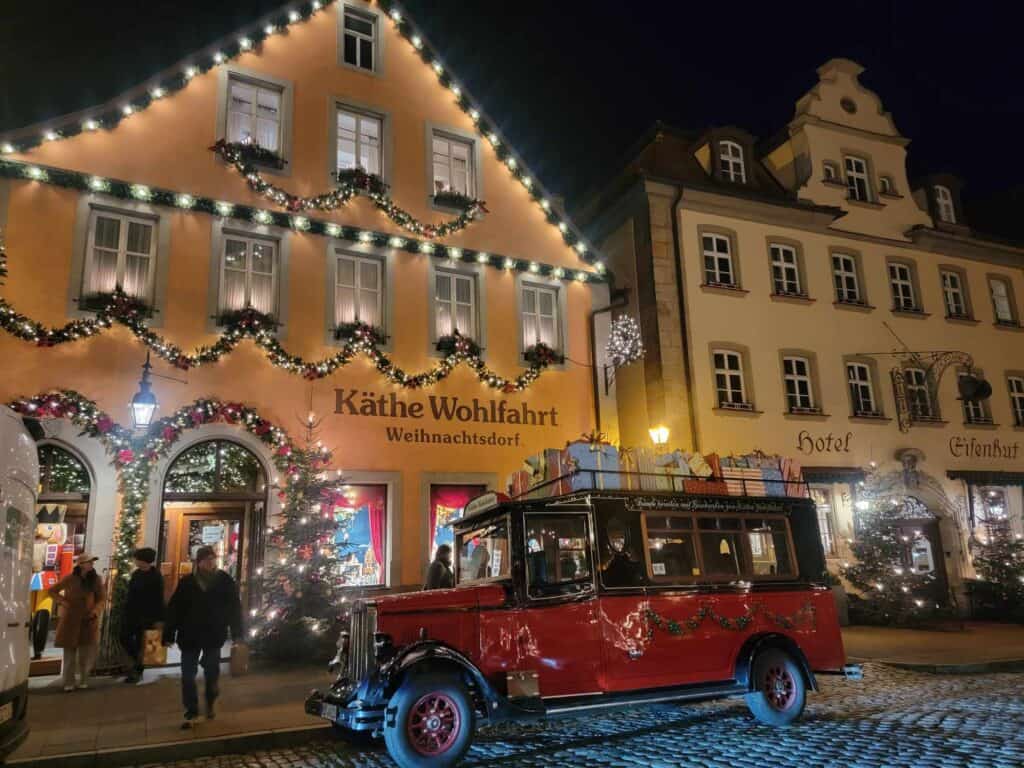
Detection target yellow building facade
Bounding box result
[0,0,616,598]
[582,59,1024,611]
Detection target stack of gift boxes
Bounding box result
[506,439,805,499]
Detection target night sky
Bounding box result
[2,1,1021,236]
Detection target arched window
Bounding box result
[164,440,265,497]
[36,443,91,557]
[718,140,746,183]
[934,185,956,224]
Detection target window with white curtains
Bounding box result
[226,76,283,151]
[336,108,382,175]
[434,271,476,339]
[335,252,382,328]
[521,284,559,350]
[83,210,156,303]
[219,236,278,317]
[989,277,1016,325]
[432,132,475,197]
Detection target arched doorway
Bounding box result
[158,440,267,610]
[30,444,92,661]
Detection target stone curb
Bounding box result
[849,656,1024,675]
[6,723,335,768]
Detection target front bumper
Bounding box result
[305,686,385,733]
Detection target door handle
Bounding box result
[628,648,643,660]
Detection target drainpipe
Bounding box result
[670,186,700,452]
[589,285,629,434]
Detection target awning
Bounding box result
[802,465,866,484]
[946,470,1024,486]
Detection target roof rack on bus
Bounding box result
[508,469,810,502]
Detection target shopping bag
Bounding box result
[142,628,167,666]
[230,642,250,676]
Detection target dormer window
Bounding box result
[844,156,871,202]
[719,141,746,183]
[934,185,956,224]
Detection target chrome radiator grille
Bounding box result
[347,602,378,683]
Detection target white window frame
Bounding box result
[770,243,802,296]
[989,277,1016,325]
[889,262,918,311]
[719,140,746,183]
[844,155,871,202]
[847,363,878,417]
[702,234,736,287]
[334,252,383,329]
[434,269,478,340]
[1008,376,1024,428]
[832,253,862,304]
[341,5,378,72]
[941,270,968,318]
[431,130,476,198]
[713,349,749,409]
[225,75,284,152]
[959,372,991,425]
[810,486,838,557]
[218,234,279,318]
[934,185,956,224]
[905,367,935,421]
[82,209,157,305]
[335,105,383,176]
[783,356,815,413]
[520,283,561,352]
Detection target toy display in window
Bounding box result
[29,505,73,660]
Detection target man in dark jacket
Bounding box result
[120,547,165,683]
[163,546,242,728]
[423,544,454,590]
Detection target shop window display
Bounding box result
[334,484,387,587]
[429,484,486,557]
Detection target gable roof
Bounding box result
[0,0,602,273]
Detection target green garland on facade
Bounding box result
[0,159,603,282]
[212,141,487,239]
[644,601,817,640]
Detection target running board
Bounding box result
[545,683,746,716]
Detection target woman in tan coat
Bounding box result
[48,553,106,691]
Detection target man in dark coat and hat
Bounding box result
[163,546,242,728]
[120,547,164,683]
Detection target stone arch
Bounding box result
[143,422,284,549]
[35,421,119,570]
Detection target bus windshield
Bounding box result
[456,517,510,584]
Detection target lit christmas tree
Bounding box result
[972,503,1024,621]
[249,412,358,660]
[842,475,942,624]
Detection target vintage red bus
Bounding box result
[306,469,861,768]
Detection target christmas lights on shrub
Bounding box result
[0,0,602,269]
[606,315,645,368]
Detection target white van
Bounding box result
[0,406,37,758]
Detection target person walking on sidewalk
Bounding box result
[163,546,242,729]
[48,553,106,692]
[119,547,165,684]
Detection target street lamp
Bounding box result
[648,425,670,447]
[130,351,158,430]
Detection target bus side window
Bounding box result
[595,503,645,588]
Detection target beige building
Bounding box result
[581,59,1024,612]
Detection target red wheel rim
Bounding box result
[406,692,461,756]
[763,665,797,711]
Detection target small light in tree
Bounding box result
[558,222,568,233]
[184,66,198,80]
[43,130,59,142]
[83,119,99,131]
[289,10,300,22]
[389,9,401,21]
[451,84,461,97]
[432,61,443,75]
[410,35,422,49]
[213,52,226,64]
[469,108,480,121]
[239,37,253,50]
[151,86,166,99]
[264,24,276,35]
[122,105,134,116]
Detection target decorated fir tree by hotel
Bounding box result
[841,475,939,625]
[972,515,1024,620]
[250,413,358,660]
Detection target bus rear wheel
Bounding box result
[384,673,475,768]
[744,648,807,726]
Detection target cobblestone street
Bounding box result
[132,664,1024,768]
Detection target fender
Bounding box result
[380,640,506,719]
[734,632,818,692]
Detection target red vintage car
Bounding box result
[306,471,861,768]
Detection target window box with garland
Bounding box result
[334,167,388,195]
[435,331,482,358]
[77,290,156,318]
[214,140,287,171]
[334,321,386,345]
